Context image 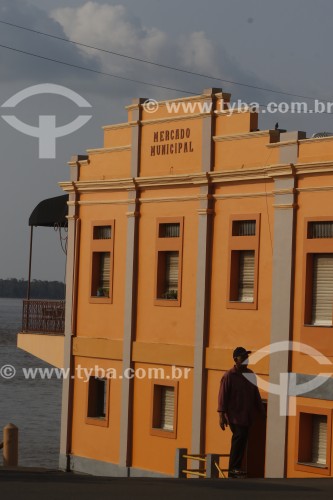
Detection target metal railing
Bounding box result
[22,299,65,334]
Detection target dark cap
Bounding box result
[233,347,251,358]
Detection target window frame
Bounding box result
[295,405,332,476]
[150,379,178,439]
[85,375,110,428]
[227,214,260,310]
[301,218,333,355]
[154,217,184,307]
[89,220,115,304]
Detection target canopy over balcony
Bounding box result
[17,195,68,367]
[29,194,68,227]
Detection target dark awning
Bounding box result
[29,195,68,227]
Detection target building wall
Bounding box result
[57,89,333,478]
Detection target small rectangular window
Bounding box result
[238,250,255,302]
[151,382,177,438]
[157,251,179,300]
[159,223,180,238]
[155,218,183,305]
[312,415,327,465]
[232,220,256,236]
[91,252,110,297]
[87,377,108,419]
[160,386,175,431]
[297,410,329,471]
[227,215,260,310]
[90,220,114,303]
[93,225,112,240]
[311,254,333,326]
[308,222,333,239]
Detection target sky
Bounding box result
[1,0,333,280]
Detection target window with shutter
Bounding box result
[311,254,333,326]
[238,250,255,302]
[233,220,256,236]
[228,214,260,310]
[160,386,175,431]
[159,223,180,238]
[86,376,110,427]
[165,252,179,295]
[99,252,111,296]
[94,225,112,239]
[296,407,331,475]
[312,415,327,465]
[155,218,183,304]
[308,222,333,239]
[151,381,178,438]
[90,221,114,302]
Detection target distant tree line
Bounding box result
[0,279,65,299]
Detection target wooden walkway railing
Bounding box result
[175,448,230,478]
[22,299,65,334]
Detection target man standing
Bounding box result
[217,347,265,478]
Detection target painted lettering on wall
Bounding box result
[150,128,194,156]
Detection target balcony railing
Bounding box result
[22,300,65,334]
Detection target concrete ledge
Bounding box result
[17,333,64,368]
[68,455,172,478]
[59,453,69,472]
[130,467,172,478]
[70,455,128,477]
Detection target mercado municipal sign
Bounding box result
[150,128,194,156]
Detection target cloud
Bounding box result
[0,0,271,102]
[51,1,237,99]
[52,3,169,71]
[0,0,99,84]
[50,1,272,103]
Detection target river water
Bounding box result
[0,298,61,468]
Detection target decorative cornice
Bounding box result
[197,208,214,215]
[102,121,138,130]
[126,211,140,218]
[72,179,136,192]
[60,165,299,195]
[59,181,77,193]
[86,145,131,154]
[141,112,210,126]
[296,185,333,194]
[140,195,198,204]
[272,203,297,209]
[265,164,295,178]
[213,191,273,200]
[135,173,209,188]
[214,108,256,116]
[272,188,296,195]
[213,130,279,142]
[125,93,215,111]
[266,140,299,148]
[299,136,333,144]
[210,167,268,183]
[67,159,89,167]
[78,199,130,206]
[295,161,333,175]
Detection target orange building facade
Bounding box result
[18,88,333,478]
